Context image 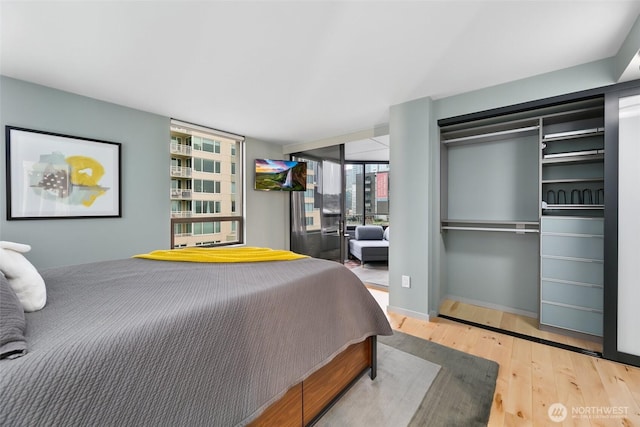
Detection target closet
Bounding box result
[439,97,605,347]
[438,83,640,366]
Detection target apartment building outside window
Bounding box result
[170,119,244,248]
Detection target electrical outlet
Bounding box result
[401,275,411,288]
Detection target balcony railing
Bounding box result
[170,189,192,199]
[170,165,192,178]
[171,211,192,218]
[171,217,244,248]
[173,232,192,238]
[170,142,192,156]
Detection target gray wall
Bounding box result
[0,76,288,269]
[434,59,616,120]
[389,58,621,317]
[388,97,432,318]
[244,137,289,250]
[614,14,640,80]
[444,231,540,315]
[0,76,169,269]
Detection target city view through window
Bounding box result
[345,163,389,227]
[298,161,390,233]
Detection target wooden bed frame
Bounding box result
[249,336,377,426]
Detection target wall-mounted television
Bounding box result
[254,159,307,191]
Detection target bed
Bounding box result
[0,252,392,426]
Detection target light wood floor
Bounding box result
[439,298,603,354]
[367,288,640,426]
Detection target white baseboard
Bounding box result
[440,294,538,319]
[387,305,430,321]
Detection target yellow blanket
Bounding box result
[133,246,308,263]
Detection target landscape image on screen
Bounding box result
[255,159,307,191]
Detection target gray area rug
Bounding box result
[315,343,440,426]
[316,331,498,427]
[350,262,389,288]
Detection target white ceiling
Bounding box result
[2,1,640,146]
[345,135,389,161]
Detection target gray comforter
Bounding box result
[0,257,392,426]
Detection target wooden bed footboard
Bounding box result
[249,335,377,427]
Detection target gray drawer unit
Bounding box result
[540,234,603,260]
[540,217,604,235]
[540,216,604,337]
[540,303,603,336]
[541,280,603,310]
[541,257,603,286]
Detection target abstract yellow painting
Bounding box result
[6,127,121,219]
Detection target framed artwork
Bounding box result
[5,126,121,220]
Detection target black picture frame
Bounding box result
[5,126,122,220]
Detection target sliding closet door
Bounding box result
[604,88,640,365]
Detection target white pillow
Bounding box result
[0,241,46,312]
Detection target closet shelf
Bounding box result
[442,125,539,145]
[441,219,540,234]
[441,219,539,225]
[542,153,604,165]
[543,204,604,210]
[441,226,539,234]
[542,127,604,142]
[541,178,604,184]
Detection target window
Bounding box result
[195,200,221,214]
[174,222,192,235]
[192,137,221,154]
[170,119,245,248]
[345,162,389,226]
[193,221,221,235]
[194,159,221,174]
[194,179,221,194]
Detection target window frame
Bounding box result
[170,119,245,248]
[344,161,390,227]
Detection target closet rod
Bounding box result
[442,125,539,144]
[441,226,539,233]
